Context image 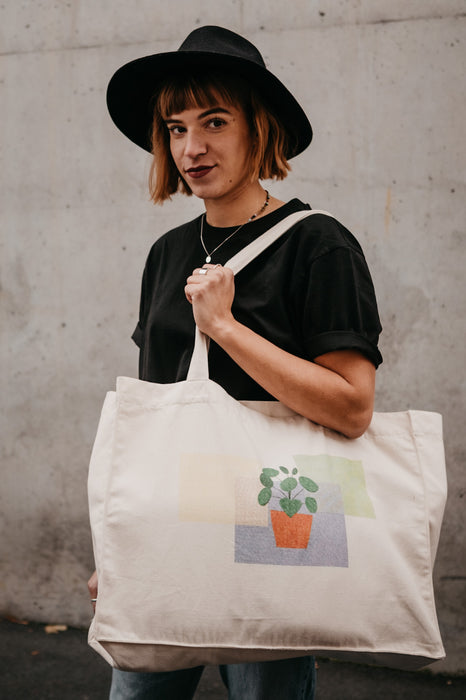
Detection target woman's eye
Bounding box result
[167,125,185,135]
[208,118,226,128]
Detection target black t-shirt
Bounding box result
[132,199,382,400]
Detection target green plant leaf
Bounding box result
[258,488,272,506]
[262,468,279,477]
[279,466,289,474]
[280,477,298,493]
[305,497,318,514]
[260,473,274,488]
[299,476,319,493]
[280,498,302,518]
[292,468,298,475]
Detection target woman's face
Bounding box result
[165,100,254,205]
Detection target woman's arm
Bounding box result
[185,265,375,439]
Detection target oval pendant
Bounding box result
[205,255,212,263]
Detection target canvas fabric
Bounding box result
[88,211,446,673]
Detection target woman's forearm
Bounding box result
[209,317,375,439]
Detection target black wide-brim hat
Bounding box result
[106,25,312,159]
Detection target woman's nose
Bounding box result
[184,129,207,158]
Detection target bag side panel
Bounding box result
[88,391,117,578]
[408,411,447,564]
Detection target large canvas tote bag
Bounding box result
[88,211,447,672]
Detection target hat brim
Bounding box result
[106,51,312,159]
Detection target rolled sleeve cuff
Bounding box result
[306,331,383,368]
[131,322,143,348]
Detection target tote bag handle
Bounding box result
[186,209,332,381]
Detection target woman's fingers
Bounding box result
[185,264,229,303]
[189,263,223,280]
[87,570,98,611]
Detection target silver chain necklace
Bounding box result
[200,190,270,263]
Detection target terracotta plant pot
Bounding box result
[270,510,313,549]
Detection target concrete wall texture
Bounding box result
[1,0,465,675]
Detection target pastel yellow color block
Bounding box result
[235,477,268,527]
[179,453,262,524]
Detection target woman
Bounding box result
[89,25,382,700]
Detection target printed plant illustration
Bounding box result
[258,466,319,517]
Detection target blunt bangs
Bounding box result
[156,71,249,121]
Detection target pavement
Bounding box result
[1,616,465,699]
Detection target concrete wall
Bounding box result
[1,0,465,674]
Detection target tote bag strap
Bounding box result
[186,209,332,381]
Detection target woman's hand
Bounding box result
[185,264,236,337]
[87,570,98,612]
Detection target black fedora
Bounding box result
[106,25,312,159]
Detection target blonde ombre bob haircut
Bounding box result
[149,70,291,204]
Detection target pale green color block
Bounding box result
[293,455,375,519]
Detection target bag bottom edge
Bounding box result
[90,638,444,673]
